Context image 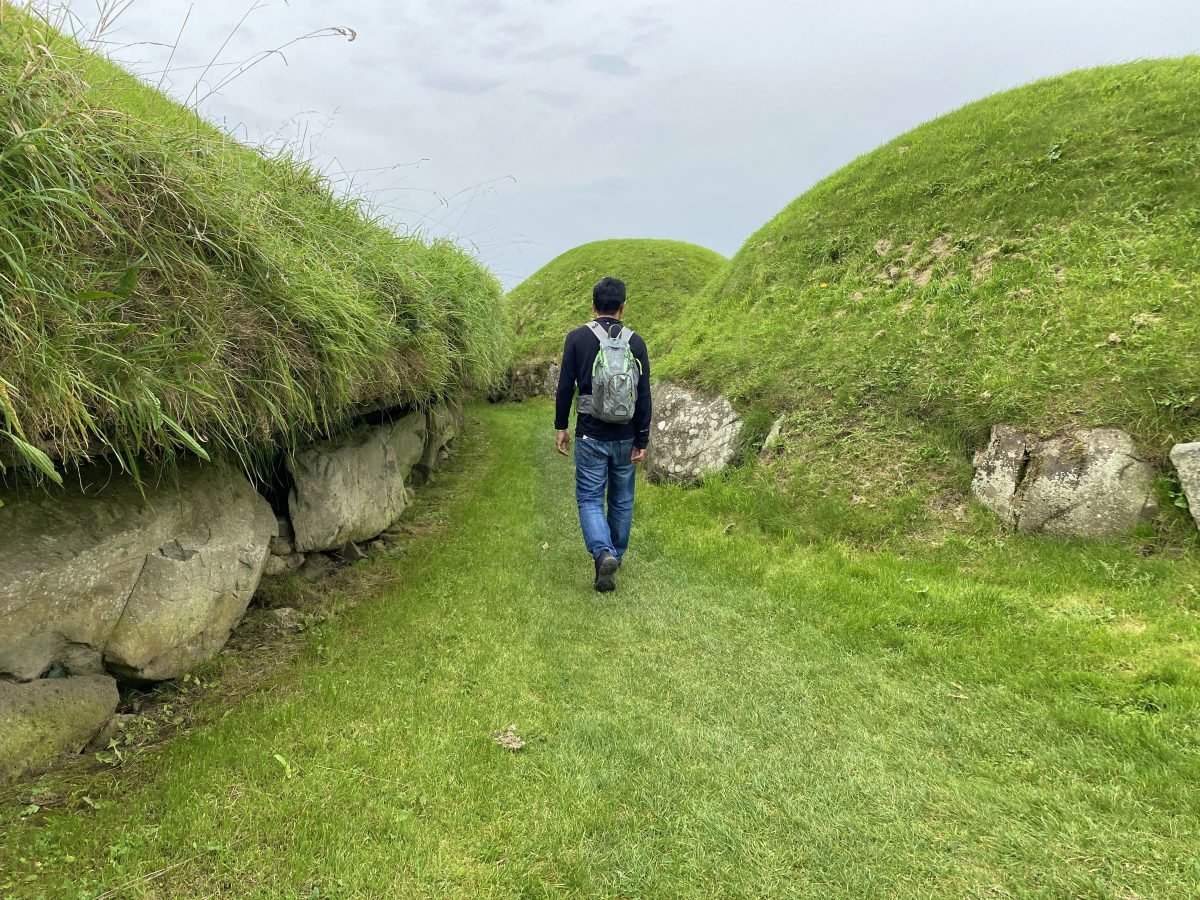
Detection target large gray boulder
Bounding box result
[0,675,119,781]
[1170,442,1200,530]
[646,383,743,483]
[971,426,1158,537]
[288,411,426,552]
[0,463,274,683]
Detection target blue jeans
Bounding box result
[574,436,636,562]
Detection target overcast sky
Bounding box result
[54,1,1200,287]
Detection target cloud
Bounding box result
[452,0,505,16]
[585,53,639,76]
[62,0,1200,292]
[629,14,672,48]
[527,88,578,108]
[484,40,591,65]
[628,13,663,28]
[419,71,505,95]
[479,36,573,62]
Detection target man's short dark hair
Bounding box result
[593,277,626,314]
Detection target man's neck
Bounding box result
[594,311,622,322]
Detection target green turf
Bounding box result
[508,239,725,362]
[3,400,1198,898]
[0,9,506,483]
[660,58,1200,539]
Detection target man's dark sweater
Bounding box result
[554,316,652,449]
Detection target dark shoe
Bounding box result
[594,551,619,592]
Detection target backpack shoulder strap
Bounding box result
[586,321,608,342]
[618,326,633,343]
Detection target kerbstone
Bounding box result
[104,506,274,681]
[1169,442,1200,530]
[289,412,426,552]
[646,383,742,484]
[0,675,118,781]
[970,426,1158,538]
[1017,429,1157,536]
[0,462,274,682]
[970,425,1037,527]
[413,402,460,481]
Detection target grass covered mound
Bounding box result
[663,59,1200,539]
[0,9,507,482]
[508,239,725,361]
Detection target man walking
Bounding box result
[554,277,652,592]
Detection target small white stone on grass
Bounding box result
[491,724,525,752]
[270,607,303,632]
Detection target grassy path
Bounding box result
[2,401,1199,898]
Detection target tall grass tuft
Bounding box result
[0,6,508,485]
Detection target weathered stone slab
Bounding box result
[1016,429,1157,537]
[970,425,1037,527]
[288,411,426,552]
[413,402,460,481]
[970,425,1158,538]
[105,498,275,681]
[0,675,118,781]
[543,363,561,396]
[503,361,559,401]
[0,463,274,683]
[1169,442,1200,530]
[646,383,743,483]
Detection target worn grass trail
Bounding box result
[2,401,1199,898]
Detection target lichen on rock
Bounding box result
[0,675,118,781]
[646,383,743,484]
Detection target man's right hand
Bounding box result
[555,429,571,456]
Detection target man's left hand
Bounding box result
[631,447,647,464]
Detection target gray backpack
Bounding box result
[577,321,641,424]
